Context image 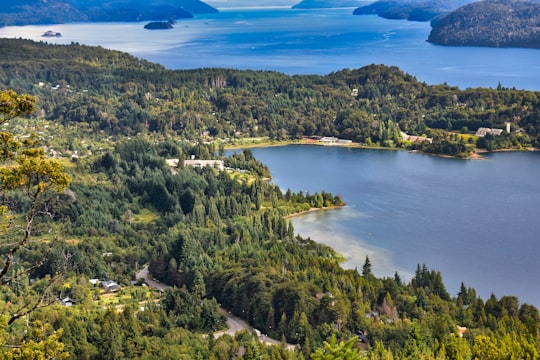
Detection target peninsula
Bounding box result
[0,0,217,27]
[352,0,474,21]
[428,0,540,49]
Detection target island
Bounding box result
[428,0,540,49]
[144,21,174,30]
[42,30,62,37]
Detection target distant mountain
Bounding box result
[428,0,540,48]
[292,0,366,9]
[353,0,474,21]
[0,0,217,27]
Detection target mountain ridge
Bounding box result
[428,0,540,48]
[352,0,475,21]
[291,0,366,9]
[0,0,217,27]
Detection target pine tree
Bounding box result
[362,256,372,277]
[0,90,71,327]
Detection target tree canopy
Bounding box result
[0,40,539,359]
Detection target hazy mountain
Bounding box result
[0,0,217,26]
[428,0,540,48]
[292,0,367,9]
[204,0,297,7]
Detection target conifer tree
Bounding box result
[0,90,71,358]
[0,90,71,324]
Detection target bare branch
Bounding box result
[7,274,62,325]
[0,190,39,281]
[1,258,47,285]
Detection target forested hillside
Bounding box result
[428,0,540,48]
[0,39,539,359]
[352,0,474,22]
[0,0,217,27]
[1,38,540,157]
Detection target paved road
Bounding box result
[135,265,169,292]
[135,265,295,350]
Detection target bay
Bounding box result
[2,7,540,305]
[239,145,540,307]
[1,8,540,90]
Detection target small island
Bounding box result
[144,21,174,30]
[42,30,62,37]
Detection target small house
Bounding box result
[101,280,120,293]
[60,297,75,306]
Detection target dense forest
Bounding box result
[1,38,540,158]
[0,39,539,359]
[352,0,474,22]
[428,0,540,48]
[0,0,217,27]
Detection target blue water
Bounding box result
[237,146,540,307]
[1,8,540,90]
[2,8,540,305]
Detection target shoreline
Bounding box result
[284,204,345,219]
[225,138,538,160]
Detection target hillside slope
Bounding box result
[353,0,474,21]
[0,0,217,26]
[1,38,539,155]
[428,0,540,48]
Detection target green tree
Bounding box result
[0,90,72,325]
[0,321,68,360]
[311,335,366,360]
[362,256,372,278]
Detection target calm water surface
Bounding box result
[1,8,540,90]
[3,8,540,304]
[241,146,540,306]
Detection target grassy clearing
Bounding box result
[132,209,159,224]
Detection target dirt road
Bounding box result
[135,265,295,350]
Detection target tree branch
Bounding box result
[1,258,47,286]
[7,274,61,325]
[0,190,38,281]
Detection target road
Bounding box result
[135,265,295,350]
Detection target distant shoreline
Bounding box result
[225,138,538,159]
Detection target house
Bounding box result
[166,159,179,168]
[320,137,338,144]
[366,311,380,319]
[101,280,120,293]
[60,297,75,306]
[401,132,433,143]
[184,159,224,171]
[475,127,503,137]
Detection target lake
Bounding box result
[2,7,539,305]
[236,145,540,307]
[1,7,540,90]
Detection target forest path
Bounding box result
[135,265,296,350]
